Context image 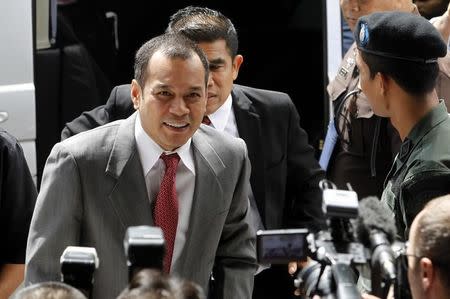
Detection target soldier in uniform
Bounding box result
[321,0,450,200]
[354,11,450,241]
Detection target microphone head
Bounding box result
[355,197,397,246]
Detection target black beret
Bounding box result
[355,11,447,64]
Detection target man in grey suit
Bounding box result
[25,33,257,299]
[61,6,325,299]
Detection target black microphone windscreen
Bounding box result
[356,196,397,246]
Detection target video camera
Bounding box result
[257,180,401,299]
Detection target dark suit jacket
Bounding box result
[62,84,325,231]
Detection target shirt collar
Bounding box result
[406,100,448,144]
[134,114,195,176]
[207,94,233,132]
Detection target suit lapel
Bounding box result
[174,130,224,279]
[232,85,266,222]
[106,113,153,229]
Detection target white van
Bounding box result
[0,1,37,183]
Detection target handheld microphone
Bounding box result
[355,196,397,298]
[60,246,99,298]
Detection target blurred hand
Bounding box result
[288,257,310,276]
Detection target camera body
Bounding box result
[257,186,367,299]
[256,228,308,264]
[60,246,99,297]
[124,225,165,281]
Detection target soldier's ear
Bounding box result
[131,79,142,110]
[377,72,388,97]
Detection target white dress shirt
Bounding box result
[207,94,239,138]
[134,114,195,272]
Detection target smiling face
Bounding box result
[340,0,394,31]
[131,50,207,151]
[198,39,243,115]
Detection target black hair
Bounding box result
[361,51,440,97]
[134,33,209,88]
[166,6,238,58]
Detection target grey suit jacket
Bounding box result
[26,113,257,299]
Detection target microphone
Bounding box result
[355,196,397,297]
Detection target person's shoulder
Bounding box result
[56,118,125,156]
[413,115,450,157]
[195,125,247,156]
[233,84,292,104]
[0,129,27,161]
[0,129,20,149]
[109,84,132,104]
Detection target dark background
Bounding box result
[34,0,327,186]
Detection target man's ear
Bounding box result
[131,79,142,110]
[419,257,435,292]
[377,72,392,112]
[377,72,389,97]
[232,54,243,81]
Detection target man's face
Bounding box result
[355,50,389,117]
[131,51,207,151]
[198,40,243,115]
[340,0,395,31]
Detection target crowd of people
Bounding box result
[2,1,450,298]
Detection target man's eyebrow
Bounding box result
[188,86,204,92]
[208,58,226,65]
[153,83,170,89]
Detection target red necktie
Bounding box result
[154,153,180,273]
[202,115,212,126]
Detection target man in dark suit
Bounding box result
[61,6,325,298]
[26,33,256,299]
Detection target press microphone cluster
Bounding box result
[257,181,402,299]
[354,196,397,298]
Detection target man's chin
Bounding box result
[206,99,221,115]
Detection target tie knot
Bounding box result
[160,153,180,169]
[202,115,212,126]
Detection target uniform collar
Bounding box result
[406,100,448,144]
[397,100,448,163]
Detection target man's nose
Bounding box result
[207,74,214,89]
[170,97,189,115]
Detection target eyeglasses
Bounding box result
[399,242,423,270]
